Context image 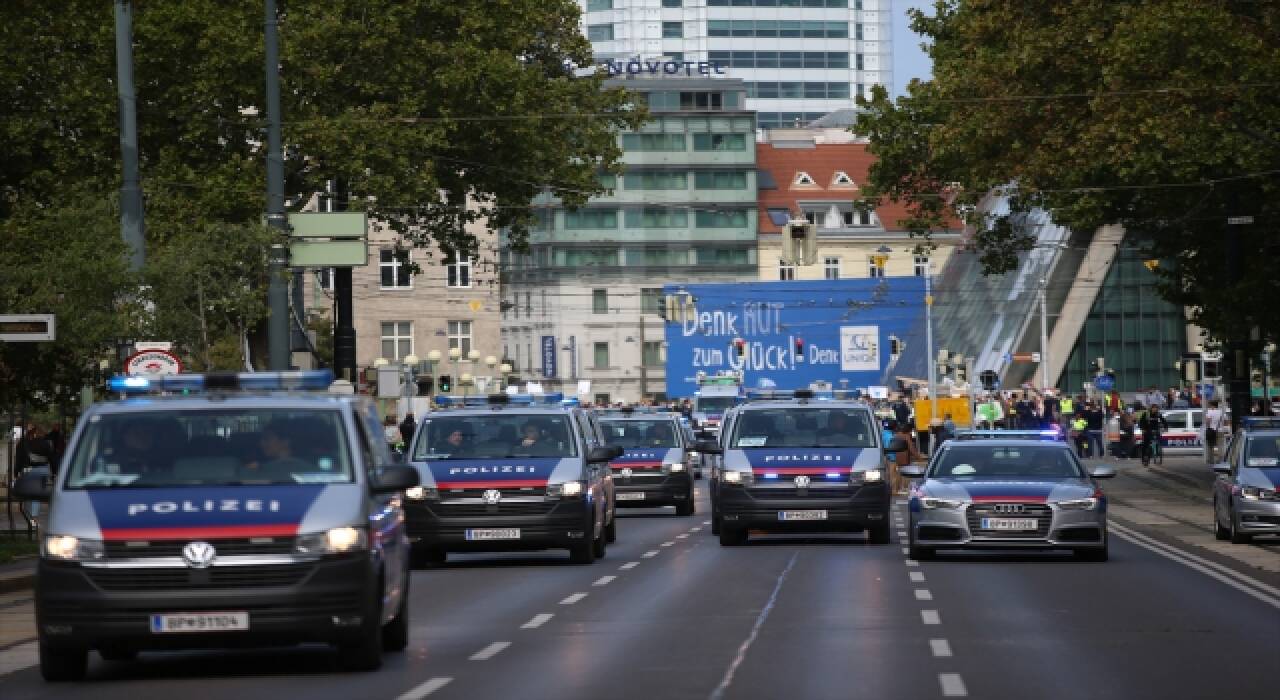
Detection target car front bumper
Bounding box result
[909,505,1107,549]
[613,473,693,508]
[1233,496,1280,534]
[717,482,890,531]
[404,498,593,552]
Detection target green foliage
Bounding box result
[856,0,1280,345]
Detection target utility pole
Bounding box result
[925,260,939,431]
[264,0,290,370]
[1225,201,1252,431]
[331,178,358,383]
[114,1,144,271]
[1039,280,1050,392]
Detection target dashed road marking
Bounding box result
[939,673,968,697]
[396,677,453,700]
[914,589,933,601]
[560,593,588,605]
[643,550,660,558]
[921,610,941,625]
[676,534,689,539]
[661,541,675,547]
[469,642,510,661]
[593,576,616,586]
[906,559,920,567]
[691,527,702,532]
[897,531,908,538]
[929,639,952,658]
[901,547,910,555]
[620,561,639,570]
[521,613,553,629]
[909,571,926,583]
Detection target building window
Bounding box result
[625,171,687,190]
[793,171,816,187]
[695,210,749,228]
[379,249,411,289]
[445,256,472,288]
[697,247,750,265]
[779,260,796,281]
[315,268,334,291]
[643,341,663,367]
[868,258,885,278]
[708,0,847,5]
[694,171,748,190]
[642,287,663,314]
[662,0,682,6]
[805,210,825,227]
[707,20,848,38]
[621,133,686,152]
[692,133,746,152]
[564,209,619,229]
[856,53,864,71]
[592,289,609,314]
[527,342,533,372]
[846,209,872,226]
[447,320,472,357]
[380,321,413,360]
[710,51,848,69]
[586,0,612,10]
[832,171,855,187]
[855,23,863,41]
[587,24,614,41]
[593,342,610,369]
[662,21,683,38]
[915,255,930,277]
[625,208,688,228]
[824,257,841,280]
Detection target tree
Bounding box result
[855,0,1280,345]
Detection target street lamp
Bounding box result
[872,245,891,276]
[499,362,512,391]
[460,372,474,398]
[402,353,419,403]
[426,349,442,391]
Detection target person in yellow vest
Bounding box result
[1071,414,1088,458]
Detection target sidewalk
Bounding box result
[0,558,36,594]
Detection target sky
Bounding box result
[892,0,933,97]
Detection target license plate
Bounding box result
[617,492,646,501]
[150,612,248,634]
[980,517,1038,531]
[778,510,828,521]
[465,528,521,541]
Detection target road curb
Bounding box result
[0,574,33,594]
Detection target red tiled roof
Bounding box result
[757,143,958,234]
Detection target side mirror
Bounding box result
[587,445,624,463]
[899,464,926,479]
[1211,463,1231,474]
[694,440,723,455]
[885,438,908,452]
[14,468,53,502]
[1089,466,1117,479]
[372,465,420,494]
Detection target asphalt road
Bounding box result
[3,484,1278,700]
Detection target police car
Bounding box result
[1213,417,1280,544]
[12,371,420,680]
[597,408,697,516]
[702,389,895,545]
[403,393,621,566]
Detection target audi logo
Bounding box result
[991,503,1025,514]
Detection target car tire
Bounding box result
[605,512,618,543]
[867,520,891,545]
[39,642,87,682]
[908,542,934,560]
[569,518,597,564]
[719,525,747,546]
[381,570,410,653]
[1213,499,1231,541]
[410,546,447,569]
[1075,541,1108,562]
[592,520,607,559]
[1229,510,1253,545]
[339,578,385,671]
[711,512,722,535]
[675,498,695,517]
[97,646,138,662]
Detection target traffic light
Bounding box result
[733,337,746,358]
[438,374,452,393]
[780,219,817,265]
[793,337,805,361]
[416,375,434,396]
[979,370,998,391]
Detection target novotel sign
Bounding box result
[601,59,727,77]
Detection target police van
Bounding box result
[403,393,621,566]
[12,371,421,681]
[691,370,744,438]
[597,408,697,516]
[702,389,898,546]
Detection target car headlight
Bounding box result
[853,469,884,483]
[920,497,964,510]
[666,462,686,473]
[688,451,700,458]
[404,486,439,501]
[548,481,585,498]
[1055,497,1100,511]
[43,535,105,562]
[1239,486,1277,501]
[722,470,752,485]
[295,527,369,555]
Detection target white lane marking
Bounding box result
[560,593,588,605]
[1109,521,1280,610]
[915,589,933,601]
[929,639,952,658]
[593,576,616,586]
[396,677,453,700]
[939,673,968,697]
[676,534,690,539]
[909,571,926,583]
[643,550,660,558]
[691,527,702,532]
[905,559,920,567]
[520,613,553,629]
[897,531,908,538]
[0,641,38,676]
[708,552,800,700]
[901,547,910,555]
[620,561,639,570]
[469,642,510,661]
[921,610,941,625]
[661,541,675,547]
[703,520,712,525]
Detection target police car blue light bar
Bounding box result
[955,429,1066,442]
[107,370,335,394]
[1241,417,1280,429]
[434,392,566,407]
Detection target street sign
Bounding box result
[0,314,55,342]
[1095,374,1115,391]
[1199,383,1216,400]
[125,349,182,377]
[287,212,369,267]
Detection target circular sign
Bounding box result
[1094,374,1115,391]
[125,349,183,377]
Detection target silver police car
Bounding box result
[903,436,1115,561]
[1213,417,1280,544]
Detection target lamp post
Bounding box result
[448,346,461,389]
[499,363,513,391]
[924,258,938,436]
[1266,343,1277,405]
[426,349,442,395]
[401,353,419,405]
[460,373,474,399]
[484,355,497,393]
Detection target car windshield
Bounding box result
[413,414,577,459]
[64,409,354,488]
[1245,436,1280,466]
[930,445,1084,479]
[696,397,737,413]
[600,419,680,449]
[729,408,877,448]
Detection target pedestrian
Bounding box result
[940,413,957,443]
[1107,389,1122,414]
[383,414,402,452]
[1203,400,1227,464]
[14,422,52,476]
[1118,407,1136,459]
[399,412,417,448]
[1043,391,1061,429]
[891,420,922,495]
[1084,402,1105,459]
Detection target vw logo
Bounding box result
[794,475,811,489]
[181,541,216,569]
[993,503,1025,514]
[620,468,634,479]
[482,489,503,505]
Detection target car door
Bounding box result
[357,406,406,613]
[574,409,609,524]
[1214,433,1240,524]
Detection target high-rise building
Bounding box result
[577,0,892,129]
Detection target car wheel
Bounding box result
[592,519,607,559]
[1075,540,1108,562]
[867,520,891,545]
[711,513,722,535]
[381,570,410,653]
[675,498,695,517]
[718,525,747,546]
[569,518,597,564]
[1229,509,1253,545]
[605,512,617,543]
[339,577,385,671]
[39,642,87,682]
[97,646,138,662]
[410,545,446,569]
[1213,498,1231,541]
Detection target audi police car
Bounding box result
[902,431,1115,560]
[403,393,621,566]
[703,390,895,546]
[597,408,697,516]
[11,371,420,681]
[1213,417,1280,544]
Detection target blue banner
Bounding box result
[541,335,557,379]
[664,278,927,398]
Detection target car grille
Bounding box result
[86,564,313,591]
[105,538,295,560]
[439,487,547,498]
[750,487,850,499]
[966,503,1053,539]
[429,500,557,517]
